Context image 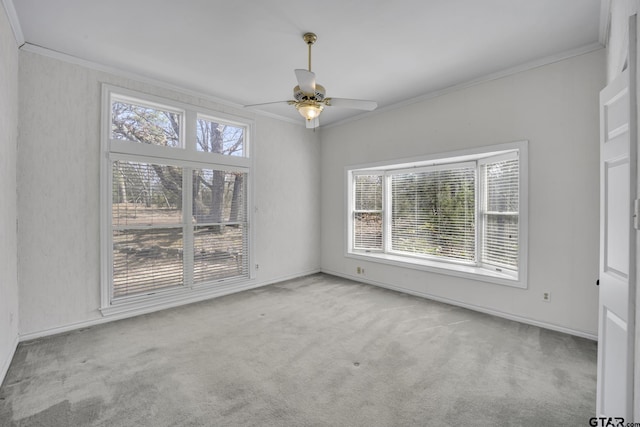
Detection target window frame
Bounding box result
[100,85,255,315]
[346,141,528,289]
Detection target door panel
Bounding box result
[605,157,630,278]
[603,307,627,416]
[598,65,635,418]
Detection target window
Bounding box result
[353,174,383,250]
[479,155,519,270]
[102,86,252,313]
[390,164,476,263]
[196,115,245,156]
[112,161,185,298]
[111,99,182,147]
[347,142,527,288]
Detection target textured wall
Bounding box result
[0,2,19,384]
[17,51,320,336]
[320,49,605,337]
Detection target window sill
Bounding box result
[100,276,253,317]
[346,251,525,289]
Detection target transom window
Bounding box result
[101,86,252,312]
[347,142,527,288]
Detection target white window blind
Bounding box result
[390,166,476,263]
[192,169,248,284]
[353,174,383,250]
[112,161,184,297]
[481,157,519,270]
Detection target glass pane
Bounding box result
[483,214,518,269]
[391,168,475,262]
[113,228,183,298]
[192,169,246,224]
[112,161,183,227]
[484,159,519,212]
[354,212,382,250]
[194,224,248,284]
[354,175,382,211]
[196,118,245,156]
[111,99,181,147]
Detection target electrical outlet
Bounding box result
[255,264,259,270]
[356,266,362,274]
[543,292,551,302]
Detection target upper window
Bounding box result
[102,86,252,313]
[111,98,183,147]
[196,115,245,156]
[347,142,527,288]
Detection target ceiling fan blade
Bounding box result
[305,117,320,129]
[243,100,293,108]
[294,69,316,94]
[326,98,377,111]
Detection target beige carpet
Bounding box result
[0,274,597,426]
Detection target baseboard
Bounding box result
[19,268,321,342]
[0,334,19,386]
[322,269,598,341]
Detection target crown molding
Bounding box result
[19,43,302,127]
[20,39,604,133]
[325,42,605,130]
[1,0,24,46]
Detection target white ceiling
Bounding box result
[9,0,603,126]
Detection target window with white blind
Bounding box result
[479,155,519,270]
[347,142,527,288]
[353,173,384,250]
[391,164,476,263]
[101,86,253,313]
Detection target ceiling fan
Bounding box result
[245,32,377,129]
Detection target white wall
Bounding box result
[0,2,19,384]
[17,50,320,336]
[320,49,605,338]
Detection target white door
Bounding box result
[597,60,637,417]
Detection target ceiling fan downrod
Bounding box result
[303,32,316,72]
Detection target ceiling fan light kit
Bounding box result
[296,102,323,120]
[244,32,377,129]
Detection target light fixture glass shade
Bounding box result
[297,103,323,121]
